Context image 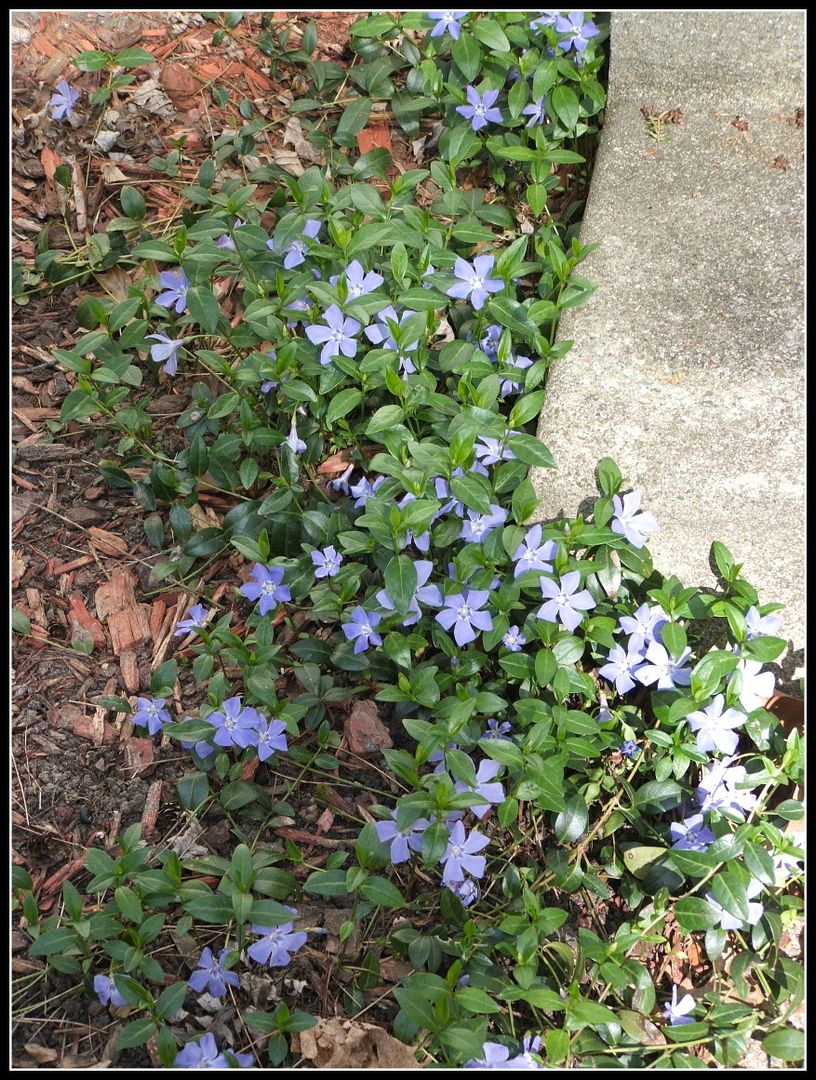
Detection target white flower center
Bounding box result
[361,622,372,636]
[450,844,462,859]
[457,604,472,619]
[474,105,486,117]
[261,581,278,596]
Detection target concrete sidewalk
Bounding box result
[532,11,805,686]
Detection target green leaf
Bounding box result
[761,1027,804,1062]
[709,872,749,923]
[456,986,502,1014]
[471,17,510,52]
[115,47,156,68]
[366,404,404,434]
[569,998,620,1026]
[508,433,555,469]
[72,49,112,71]
[550,84,580,130]
[674,897,721,932]
[12,609,31,635]
[186,285,221,334]
[176,771,210,811]
[326,388,362,424]
[335,97,372,147]
[303,869,349,896]
[155,980,189,1021]
[633,780,685,812]
[554,794,589,843]
[116,1019,157,1051]
[359,876,405,909]
[451,33,482,80]
[450,472,493,515]
[691,649,739,699]
[114,885,143,923]
[511,478,538,524]
[384,555,418,617]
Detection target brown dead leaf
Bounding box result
[159,63,200,109]
[344,700,393,756]
[40,147,63,185]
[24,1044,58,1065]
[283,116,325,166]
[294,1018,419,1069]
[12,549,29,587]
[315,809,334,836]
[316,449,354,476]
[270,147,304,177]
[357,122,392,155]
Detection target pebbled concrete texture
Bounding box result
[532,11,805,687]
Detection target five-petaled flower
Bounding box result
[175,1033,253,1069]
[374,810,430,863]
[670,813,715,852]
[686,694,746,755]
[454,759,505,819]
[502,626,526,652]
[173,603,210,637]
[450,878,479,907]
[456,86,503,132]
[522,97,549,127]
[611,491,659,549]
[460,504,508,543]
[305,304,362,366]
[49,79,81,120]
[145,332,187,377]
[215,218,245,251]
[440,820,490,883]
[247,915,307,967]
[132,697,172,736]
[335,259,384,298]
[207,696,259,750]
[342,606,382,653]
[239,564,291,616]
[694,756,758,818]
[499,353,533,398]
[618,602,667,651]
[536,570,595,632]
[512,524,556,578]
[155,268,190,314]
[269,219,321,269]
[465,1039,542,1069]
[447,254,504,310]
[93,974,127,1007]
[312,545,343,579]
[436,589,493,646]
[598,643,645,695]
[428,11,469,39]
[744,605,783,641]
[734,658,775,713]
[188,947,240,998]
[634,641,692,690]
[662,985,696,1026]
[253,715,289,762]
[555,10,600,53]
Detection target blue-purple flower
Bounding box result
[670,813,715,852]
[188,947,240,997]
[49,79,81,120]
[704,878,763,931]
[512,524,556,578]
[598,643,645,695]
[328,464,354,496]
[247,915,307,967]
[522,97,548,127]
[155,268,190,314]
[207,696,259,750]
[173,603,211,637]
[447,254,504,311]
[454,759,505,819]
[93,974,127,1007]
[501,626,526,652]
[694,757,758,818]
[312,545,343,579]
[662,986,696,1027]
[499,353,533,398]
[744,605,783,641]
[474,437,516,467]
[456,86,503,132]
[269,218,321,269]
[132,697,172,736]
[634,641,692,690]
[440,821,490,884]
[374,811,430,863]
[253,715,288,762]
[342,607,382,653]
[611,491,659,549]
[145,332,186,376]
[285,415,307,455]
[460,505,508,543]
[436,589,493,646]
[618,603,667,651]
[215,218,245,250]
[530,13,559,31]
[536,571,595,633]
[428,10,469,39]
[686,694,746,756]
[175,1033,252,1069]
[555,10,600,53]
[350,474,386,507]
[334,259,383,298]
[239,564,291,616]
[305,304,362,366]
[620,740,639,758]
[484,717,513,740]
[734,659,775,713]
[364,306,421,373]
[449,878,479,907]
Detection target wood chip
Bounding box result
[140,780,162,837]
[12,549,29,587]
[68,592,107,650]
[88,526,129,557]
[119,650,141,693]
[343,700,393,756]
[107,606,151,655]
[124,737,155,777]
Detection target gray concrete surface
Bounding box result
[532,11,805,686]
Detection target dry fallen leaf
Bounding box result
[294,1018,420,1069]
[283,116,325,166]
